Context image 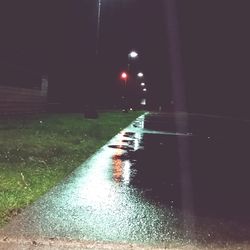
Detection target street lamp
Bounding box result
[143,88,147,92]
[137,72,144,78]
[126,50,139,110]
[121,72,128,112]
[128,51,138,59]
[140,82,145,86]
[121,72,128,82]
[121,71,128,91]
[128,50,138,72]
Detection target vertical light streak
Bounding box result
[96,0,102,55]
[164,0,195,239]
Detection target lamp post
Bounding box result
[128,50,138,71]
[137,73,148,108]
[121,72,128,112]
[121,72,128,86]
[126,51,139,109]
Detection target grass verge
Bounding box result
[0,110,144,226]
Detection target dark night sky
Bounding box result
[1,0,250,116]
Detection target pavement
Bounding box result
[1,112,250,250]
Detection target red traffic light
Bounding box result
[121,72,128,79]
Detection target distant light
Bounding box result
[129,108,133,111]
[129,51,138,58]
[143,88,147,92]
[141,98,146,105]
[121,72,127,79]
[140,82,145,86]
[137,72,144,77]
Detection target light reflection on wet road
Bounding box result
[1,113,250,247]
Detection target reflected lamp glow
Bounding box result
[113,154,123,183]
[123,160,131,185]
[133,132,143,151]
[111,132,132,184]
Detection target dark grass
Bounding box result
[0,111,144,226]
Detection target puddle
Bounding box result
[108,145,134,151]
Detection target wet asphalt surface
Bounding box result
[1,112,250,248]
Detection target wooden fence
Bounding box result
[0,85,47,115]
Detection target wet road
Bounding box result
[1,113,250,248]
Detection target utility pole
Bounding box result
[84,0,101,118]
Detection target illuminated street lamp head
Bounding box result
[121,72,128,79]
[143,88,147,92]
[140,82,145,86]
[137,72,144,77]
[129,51,138,58]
